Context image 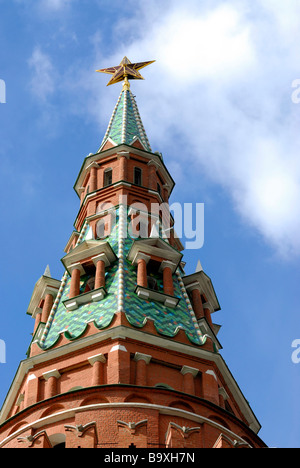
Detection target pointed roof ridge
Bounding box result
[99,88,152,153]
[44,265,51,277]
[195,260,203,272]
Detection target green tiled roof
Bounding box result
[40,209,207,350]
[99,89,152,152]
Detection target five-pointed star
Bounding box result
[96,56,155,86]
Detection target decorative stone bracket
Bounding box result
[63,286,107,311]
[117,419,148,435]
[135,285,180,308]
[65,422,96,438]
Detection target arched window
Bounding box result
[49,434,66,449]
[96,218,106,239]
[104,168,112,187]
[134,167,142,186]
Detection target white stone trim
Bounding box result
[181,366,199,377]
[159,260,177,274]
[42,370,61,381]
[68,262,85,275]
[0,402,253,448]
[0,325,261,433]
[88,354,107,366]
[219,387,229,401]
[92,253,110,267]
[133,352,152,365]
[132,252,151,265]
[110,344,127,353]
[206,369,218,381]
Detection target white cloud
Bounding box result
[13,0,74,11]
[28,47,56,102]
[40,0,73,11]
[37,0,300,257]
[90,0,300,258]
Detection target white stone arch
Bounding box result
[49,433,66,448]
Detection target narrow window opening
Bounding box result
[146,259,161,291]
[80,262,96,294]
[134,167,142,186]
[104,169,112,187]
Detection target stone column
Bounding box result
[160,260,176,297]
[117,151,129,181]
[203,302,213,327]
[41,293,54,323]
[202,369,219,405]
[135,253,150,288]
[97,165,104,189]
[190,288,204,320]
[88,354,107,386]
[43,370,61,399]
[78,187,85,204]
[148,161,157,191]
[24,374,39,408]
[133,352,152,386]
[218,387,229,409]
[33,311,42,333]
[163,184,169,203]
[89,165,98,192]
[69,263,83,298]
[93,254,109,290]
[181,366,199,395]
[107,344,130,385]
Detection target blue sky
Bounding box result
[0,0,300,448]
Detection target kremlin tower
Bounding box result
[0,58,267,449]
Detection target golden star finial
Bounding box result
[96,56,155,90]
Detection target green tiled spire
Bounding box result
[99,89,152,152]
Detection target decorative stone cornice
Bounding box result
[42,370,61,381]
[0,326,261,433]
[133,352,152,365]
[180,366,199,377]
[88,354,107,366]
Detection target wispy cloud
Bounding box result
[14,0,75,12]
[28,46,56,103]
[40,0,73,10]
[87,0,300,258]
[23,0,300,258]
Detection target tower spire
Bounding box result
[97,57,154,153]
[0,57,267,450]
